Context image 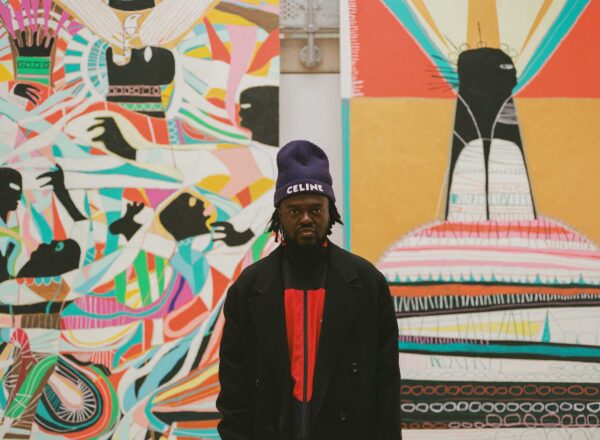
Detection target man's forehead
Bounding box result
[280,194,328,207]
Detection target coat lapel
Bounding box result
[247,246,291,390]
[311,243,360,420]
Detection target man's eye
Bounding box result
[312,208,321,214]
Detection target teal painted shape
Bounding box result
[399,340,600,359]
[380,0,590,92]
[542,311,551,343]
[30,206,52,243]
[516,0,589,92]
[342,99,351,250]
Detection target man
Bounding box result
[217,140,400,439]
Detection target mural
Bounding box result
[342,0,600,437]
[0,0,279,438]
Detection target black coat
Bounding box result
[217,242,400,440]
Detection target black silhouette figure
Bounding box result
[0,168,22,223]
[0,242,16,283]
[445,48,536,220]
[109,202,145,240]
[37,164,86,221]
[239,86,279,147]
[88,117,137,160]
[159,193,211,241]
[159,193,253,246]
[106,46,175,119]
[13,83,42,105]
[17,239,80,278]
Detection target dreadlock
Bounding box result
[267,199,343,242]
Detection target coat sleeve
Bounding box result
[374,271,401,439]
[217,282,252,440]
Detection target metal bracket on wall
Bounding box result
[299,0,322,68]
[280,0,339,72]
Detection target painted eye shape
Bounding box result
[240,103,252,110]
[55,241,65,252]
[8,182,21,191]
[499,63,514,70]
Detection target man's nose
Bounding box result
[299,211,313,224]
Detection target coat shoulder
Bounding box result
[332,244,387,284]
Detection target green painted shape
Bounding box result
[6,356,58,419]
[134,252,152,306]
[180,108,247,140]
[156,257,165,296]
[252,232,270,262]
[115,271,127,304]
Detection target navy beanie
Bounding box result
[274,140,335,206]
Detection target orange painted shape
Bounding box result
[519,0,600,97]
[204,17,231,63]
[354,0,455,98]
[248,29,279,73]
[211,267,230,305]
[51,198,67,240]
[123,188,148,205]
[234,187,251,207]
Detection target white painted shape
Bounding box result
[421,0,469,55]
[496,0,544,57]
[447,139,487,222]
[488,138,535,220]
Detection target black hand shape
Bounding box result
[37,164,86,221]
[14,83,42,105]
[14,30,55,57]
[0,242,15,283]
[38,163,67,193]
[87,117,137,160]
[212,221,255,247]
[109,202,145,241]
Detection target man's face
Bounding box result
[278,194,330,246]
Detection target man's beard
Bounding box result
[283,229,325,254]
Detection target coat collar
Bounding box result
[248,242,360,420]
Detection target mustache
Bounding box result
[297,225,317,232]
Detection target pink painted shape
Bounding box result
[42,0,51,33]
[378,259,597,272]
[0,6,15,37]
[31,0,39,31]
[211,148,261,198]
[54,11,68,35]
[14,7,25,32]
[145,189,175,209]
[225,25,257,125]
[388,245,600,260]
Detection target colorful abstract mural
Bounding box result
[342,0,600,437]
[0,0,279,438]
